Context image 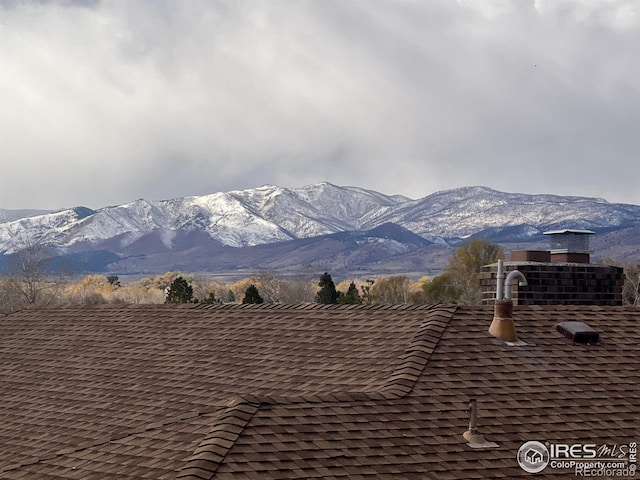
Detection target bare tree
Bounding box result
[370,276,412,304]
[446,239,504,305]
[5,236,65,310]
[0,280,24,313]
[278,278,316,303]
[597,259,640,306]
[622,263,639,306]
[254,270,285,304]
[421,239,504,305]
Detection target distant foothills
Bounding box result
[0,183,639,277]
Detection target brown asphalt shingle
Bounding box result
[1,304,437,478]
[1,303,638,479]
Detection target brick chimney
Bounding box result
[480,230,624,306]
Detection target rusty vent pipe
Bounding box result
[489,260,527,342]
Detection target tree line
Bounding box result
[2,238,639,313]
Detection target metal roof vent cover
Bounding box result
[556,321,600,344]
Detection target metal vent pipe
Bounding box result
[504,270,528,301]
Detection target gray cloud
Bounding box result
[1,0,638,209]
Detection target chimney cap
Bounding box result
[544,229,594,256]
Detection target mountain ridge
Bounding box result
[1,183,638,276]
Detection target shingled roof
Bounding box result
[1,303,638,479]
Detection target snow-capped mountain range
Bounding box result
[1,183,638,275]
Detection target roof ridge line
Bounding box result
[205,305,456,406]
[178,396,261,480]
[192,303,442,310]
[380,304,456,397]
[177,305,457,480]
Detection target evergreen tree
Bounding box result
[242,284,264,304]
[339,281,362,304]
[201,292,218,304]
[165,276,194,304]
[316,272,339,304]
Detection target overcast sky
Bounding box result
[1,0,638,210]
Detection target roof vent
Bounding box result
[463,399,498,449]
[556,322,600,344]
[489,259,528,342]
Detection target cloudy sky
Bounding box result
[1,0,638,210]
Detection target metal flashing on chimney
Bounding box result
[556,322,600,344]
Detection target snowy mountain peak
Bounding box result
[0,184,638,257]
